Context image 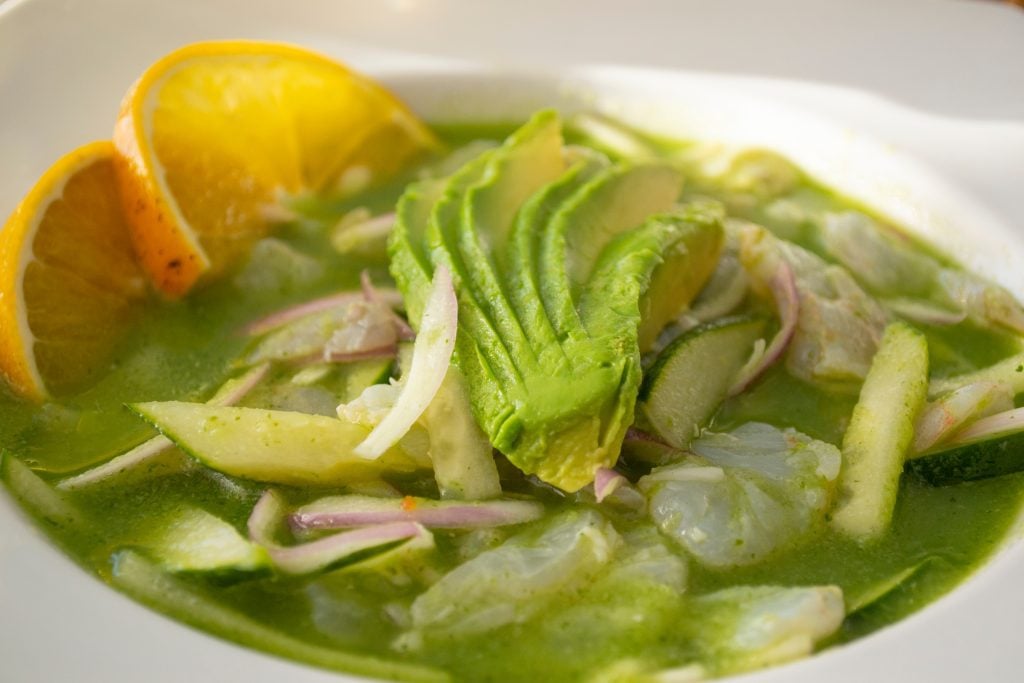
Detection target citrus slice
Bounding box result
[113,40,439,297]
[0,141,147,401]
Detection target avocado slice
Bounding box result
[539,162,684,342]
[389,114,723,491]
[433,156,529,440]
[455,111,567,377]
[505,150,609,371]
[635,200,726,351]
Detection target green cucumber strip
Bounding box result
[639,316,767,449]
[906,430,1024,486]
[142,506,270,578]
[421,366,501,500]
[60,364,271,491]
[129,402,429,487]
[1,450,85,535]
[110,550,450,683]
[340,358,394,402]
[845,559,933,614]
[831,322,929,542]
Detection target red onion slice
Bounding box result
[354,266,457,460]
[884,298,967,327]
[58,364,269,491]
[320,298,400,362]
[248,491,429,575]
[244,289,403,337]
[625,427,670,445]
[945,406,1024,448]
[57,436,178,491]
[729,260,799,396]
[362,270,415,341]
[290,495,543,532]
[593,467,628,503]
[321,346,398,364]
[911,380,1013,455]
[207,363,271,407]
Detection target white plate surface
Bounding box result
[1,1,1023,681]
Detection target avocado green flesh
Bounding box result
[505,153,609,373]
[393,114,717,491]
[540,162,683,342]
[0,121,1022,683]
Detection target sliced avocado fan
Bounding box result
[388,111,724,491]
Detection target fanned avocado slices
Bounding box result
[388,112,724,491]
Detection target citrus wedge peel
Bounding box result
[0,141,146,401]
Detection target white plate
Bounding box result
[1,1,1024,681]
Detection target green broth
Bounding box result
[3,120,1024,683]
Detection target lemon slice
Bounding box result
[113,40,439,297]
[0,142,147,401]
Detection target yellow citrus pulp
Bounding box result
[113,40,439,297]
[0,141,147,401]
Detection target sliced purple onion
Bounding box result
[207,363,270,407]
[729,260,799,396]
[946,406,1024,447]
[322,346,398,363]
[321,296,400,362]
[593,467,628,503]
[290,495,543,532]
[248,491,429,575]
[244,289,403,337]
[911,380,1013,455]
[58,365,269,491]
[362,270,415,341]
[354,266,457,460]
[884,298,967,327]
[625,427,671,445]
[57,435,180,491]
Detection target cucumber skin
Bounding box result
[128,402,427,487]
[639,315,765,402]
[907,432,1024,486]
[638,316,765,449]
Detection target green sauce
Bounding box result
[3,119,1023,683]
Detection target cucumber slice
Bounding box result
[420,366,501,500]
[846,558,933,614]
[141,506,270,580]
[831,322,929,542]
[110,550,450,683]
[638,316,766,448]
[341,358,394,401]
[1,450,84,534]
[907,431,1024,485]
[129,402,430,486]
